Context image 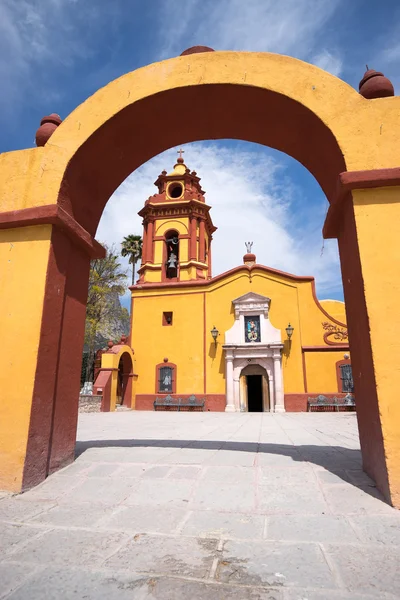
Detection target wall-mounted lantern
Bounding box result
[211,326,219,346]
[285,323,294,341]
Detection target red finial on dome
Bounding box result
[359,66,394,99]
[180,45,214,56]
[107,340,114,349]
[35,113,62,147]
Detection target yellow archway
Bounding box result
[1,51,400,507]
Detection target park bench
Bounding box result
[307,394,339,412]
[153,394,180,411]
[153,394,205,411]
[307,394,356,412]
[178,394,205,411]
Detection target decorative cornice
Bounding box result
[0,204,105,259]
[324,167,400,239]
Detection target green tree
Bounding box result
[121,234,143,286]
[84,244,128,382]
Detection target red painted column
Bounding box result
[189,216,197,260]
[199,219,205,262]
[208,236,212,277]
[147,220,154,263]
[141,223,148,263]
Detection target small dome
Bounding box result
[180,45,214,56]
[359,68,394,99]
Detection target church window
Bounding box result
[244,315,261,343]
[339,364,354,393]
[157,364,175,393]
[163,311,173,326]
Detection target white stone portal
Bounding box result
[223,292,284,412]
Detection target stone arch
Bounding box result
[1,51,400,506]
[93,345,135,412]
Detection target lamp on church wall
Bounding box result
[211,326,219,345]
[285,323,294,341]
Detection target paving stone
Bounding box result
[0,497,56,522]
[8,568,283,599]
[141,465,171,478]
[86,463,123,477]
[53,461,93,477]
[30,502,115,528]
[205,450,256,467]
[161,448,218,465]
[202,466,255,484]
[123,479,193,507]
[349,515,400,545]
[105,533,218,579]
[0,562,40,597]
[283,588,380,599]
[10,528,128,567]
[217,540,336,589]
[18,475,83,501]
[61,477,135,505]
[101,505,186,533]
[182,510,265,539]
[110,464,148,478]
[315,470,352,485]
[6,567,148,600]
[258,485,328,515]
[0,523,43,558]
[325,543,400,595]
[168,466,202,479]
[323,484,394,515]
[266,515,359,543]
[191,482,255,511]
[259,466,316,485]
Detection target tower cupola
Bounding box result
[137,151,216,285]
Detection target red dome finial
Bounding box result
[359,67,394,99]
[35,113,62,147]
[180,45,214,56]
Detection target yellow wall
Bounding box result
[131,266,345,398]
[305,352,342,393]
[0,225,52,491]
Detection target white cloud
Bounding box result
[311,50,343,77]
[0,0,118,113]
[158,0,343,78]
[97,142,342,301]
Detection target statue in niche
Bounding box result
[245,241,253,253]
[166,236,179,278]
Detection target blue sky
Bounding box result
[1,0,399,305]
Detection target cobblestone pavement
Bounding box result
[1,412,400,599]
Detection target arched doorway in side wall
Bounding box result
[240,364,270,412]
[1,50,400,507]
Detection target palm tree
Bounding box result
[121,234,143,285]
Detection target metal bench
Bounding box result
[178,394,205,411]
[153,394,180,411]
[307,394,339,412]
[338,393,356,411]
[153,394,205,411]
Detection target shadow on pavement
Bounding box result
[75,439,385,503]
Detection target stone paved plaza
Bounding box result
[1,412,400,599]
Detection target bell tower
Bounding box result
[137,151,217,284]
